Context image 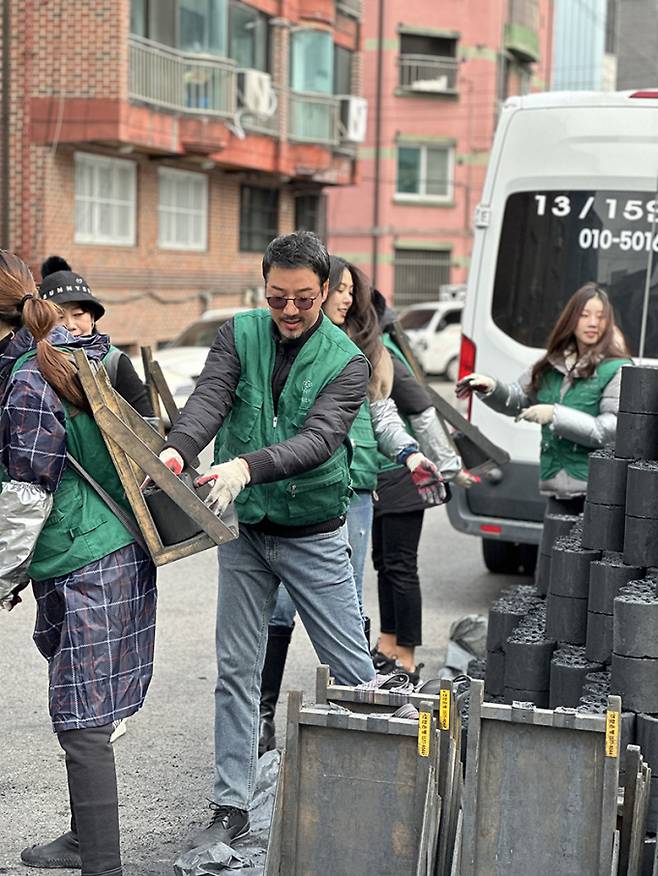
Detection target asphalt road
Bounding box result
[0,384,522,874]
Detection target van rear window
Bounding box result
[492,190,658,357]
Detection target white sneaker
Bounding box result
[110,719,127,744]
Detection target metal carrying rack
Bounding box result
[265,669,466,876]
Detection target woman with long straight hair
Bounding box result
[456,282,632,513]
[0,251,156,875]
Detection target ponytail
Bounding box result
[0,251,88,410]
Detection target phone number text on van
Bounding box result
[578,228,658,252]
[534,194,658,222]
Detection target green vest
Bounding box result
[214,310,363,526]
[10,350,136,581]
[376,333,416,474]
[537,358,631,482]
[349,401,379,491]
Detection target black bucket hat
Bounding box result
[39,271,105,320]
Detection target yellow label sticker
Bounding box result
[605,710,620,758]
[418,710,431,757]
[439,689,451,731]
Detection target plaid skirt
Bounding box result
[32,543,157,732]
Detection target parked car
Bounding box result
[131,307,249,411]
[399,302,462,379]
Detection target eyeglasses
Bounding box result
[266,293,321,311]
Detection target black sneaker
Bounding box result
[371,648,396,674]
[186,804,249,851]
[394,660,424,687]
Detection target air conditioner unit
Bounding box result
[339,96,368,143]
[237,70,275,116]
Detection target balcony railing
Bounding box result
[129,35,237,118]
[398,55,459,94]
[288,91,340,146]
[336,0,362,18]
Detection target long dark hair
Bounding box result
[326,256,382,367]
[530,282,630,391]
[0,250,87,409]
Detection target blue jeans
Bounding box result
[270,490,374,627]
[214,523,375,809]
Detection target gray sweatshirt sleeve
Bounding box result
[479,368,535,416]
[408,407,462,480]
[368,397,417,462]
[552,369,622,448]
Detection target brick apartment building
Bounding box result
[0,0,365,350]
[327,0,553,307]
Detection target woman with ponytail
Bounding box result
[0,251,156,875]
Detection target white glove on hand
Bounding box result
[455,373,496,399]
[159,447,184,475]
[196,458,250,516]
[453,469,480,488]
[515,404,555,426]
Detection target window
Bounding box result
[396,144,453,201]
[491,189,658,357]
[130,0,176,47]
[75,153,136,246]
[229,1,269,71]
[240,185,279,252]
[290,29,333,93]
[294,193,326,238]
[334,45,353,95]
[393,248,451,307]
[437,309,462,331]
[179,0,228,55]
[398,32,458,92]
[158,168,208,251]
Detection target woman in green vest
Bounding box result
[0,251,157,875]
[456,282,632,513]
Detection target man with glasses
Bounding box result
[161,231,376,850]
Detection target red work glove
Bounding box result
[405,452,447,505]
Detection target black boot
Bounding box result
[21,830,81,869]
[258,624,293,757]
[57,724,122,876]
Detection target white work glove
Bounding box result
[405,452,446,505]
[196,458,250,516]
[453,469,480,488]
[159,447,184,475]
[455,373,496,399]
[515,404,555,426]
[142,447,185,491]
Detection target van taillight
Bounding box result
[629,91,658,99]
[458,334,476,420]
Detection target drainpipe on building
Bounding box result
[371,0,385,289]
[1,0,10,250]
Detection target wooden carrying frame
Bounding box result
[387,322,510,475]
[140,345,180,431]
[74,349,237,566]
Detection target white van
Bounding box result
[447,89,658,573]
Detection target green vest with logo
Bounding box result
[376,333,416,474]
[10,350,136,581]
[214,310,364,526]
[537,358,631,482]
